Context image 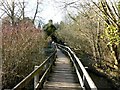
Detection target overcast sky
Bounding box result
[23,0,118,24]
[0,0,90,24]
[0,0,117,24]
[24,0,64,24]
[0,0,64,24]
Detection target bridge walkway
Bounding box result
[42,49,81,90]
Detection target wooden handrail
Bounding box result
[57,43,97,90]
[58,46,85,89]
[12,42,97,90]
[35,59,54,90]
[12,46,57,90]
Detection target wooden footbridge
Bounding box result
[12,43,97,90]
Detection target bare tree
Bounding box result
[92,0,120,69]
[0,0,26,25]
[22,0,25,19]
[32,0,43,24]
[0,0,16,25]
[18,0,26,19]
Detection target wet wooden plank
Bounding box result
[42,49,81,90]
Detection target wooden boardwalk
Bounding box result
[42,49,81,90]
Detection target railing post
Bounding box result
[82,67,88,87]
[34,66,39,90]
[83,74,85,87]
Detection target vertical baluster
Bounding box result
[34,66,39,90]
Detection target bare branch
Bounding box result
[110,0,120,19]
[0,12,5,19]
[32,0,39,24]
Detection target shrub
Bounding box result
[2,20,47,89]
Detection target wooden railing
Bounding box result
[12,42,97,90]
[12,43,57,90]
[57,44,97,90]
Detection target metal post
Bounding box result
[34,66,39,90]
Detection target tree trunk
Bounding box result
[11,1,15,25]
[96,20,103,66]
[112,44,119,64]
[22,1,25,19]
[110,44,118,69]
[32,0,39,24]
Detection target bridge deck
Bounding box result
[42,49,81,90]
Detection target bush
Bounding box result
[2,20,47,89]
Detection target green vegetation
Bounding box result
[1,0,120,89]
[57,0,120,88]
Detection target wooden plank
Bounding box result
[49,73,77,77]
[44,81,80,87]
[47,78,79,83]
[44,82,81,88]
[57,44,97,89]
[42,49,81,90]
[43,87,81,90]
